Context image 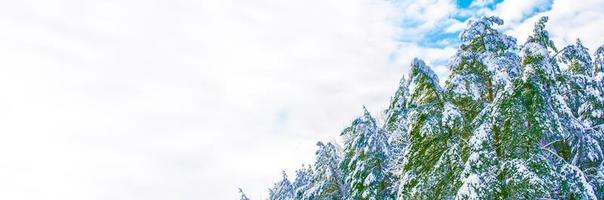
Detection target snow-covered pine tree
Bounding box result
[559,40,604,165]
[452,16,521,199]
[577,46,604,127]
[477,40,560,198]
[307,142,346,199]
[561,39,593,76]
[527,18,601,199]
[455,108,499,199]
[595,45,604,83]
[398,58,465,199]
[384,76,410,136]
[340,107,393,200]
[551,36,604,199]
[526,16,557,54]
[559,39,594,115]
[382,76,410,195]
[590,48,604,197]
[291,165,314,199]
[445,16,519,126]
[268,171,294,200]
[238,188,251,200]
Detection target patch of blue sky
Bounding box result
[486,0,503,9]
[394,19,461,49]
[454,0,502,21]
[456,0,475,8]
[398,18,423,29]
[395,0,554,50]
[416,31,460,48]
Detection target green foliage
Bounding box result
[398,59,465,199]
[340,107,393,200]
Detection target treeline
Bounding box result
[241,16,604,199]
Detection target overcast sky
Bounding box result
[0,0,602,199]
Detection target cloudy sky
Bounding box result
[0,0,602,199]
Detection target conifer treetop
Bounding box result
[527,16,557,52]
[238,188,251,200]
[561,39,593,76]
[408,58,442,106]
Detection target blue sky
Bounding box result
[0,0,602,200]
[399,0,550,48]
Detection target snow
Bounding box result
[560,39,593,76]
[443,102,463,130]
[561,164,598,199]
[409,58,441,95]
[521,42,549,59]
[455,174,480,200]
[594,45,604,78]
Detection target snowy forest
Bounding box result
[240,16,604,199]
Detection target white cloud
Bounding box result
[470,0,497,8]
[490,0,551,28]
[505,0,604,50]
[0,0,417,199]
[392,0,459,42]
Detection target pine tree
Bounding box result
[588,46,604,198]
[524,18,600,199]
[561,39,593,77]
[291,165,314,199]
[550,35,604,199]
[595,45,604,83]
[471,40,559,198]
[340,107,393,200]
[384,76,410,135]
[307,142,346,199]
[455,112,499,199]
[268,171,294,200]
[382,76,411,195]
[398,58,465,199]
[579,45,604,127]
[238,188,251,200]
[445,16,519,125]
[526,16,557,53]
[559,39,595,116]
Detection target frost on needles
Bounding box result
[240,16,604,200]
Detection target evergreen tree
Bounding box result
[382,76,411,195]
[525,18,600,199]
[398,58,465,199]
[559,39,595,116]
[238,188,251,200]
[307,142,346,199]
[464,40,558,199]
[561,39,593,77]
[384,76,410,136]
[291,165,314,199]
[445,16,519,125]
[580,45,604,127]
[594,45,604,83]
[268,171,294,200]
[590,47,604,197]
[340,107,393,200]
[455,112,499,199]
[526,16,557,53]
